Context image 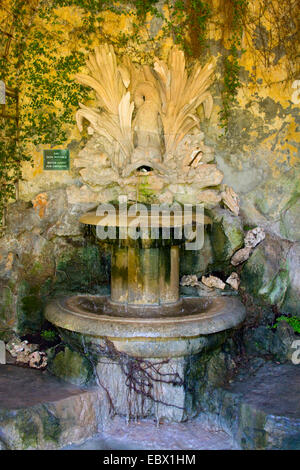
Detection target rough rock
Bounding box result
[243,323,299,362]
[231,246,252,266]
[221,185,239,216]
[240,233,291,307]
[281,242,300,317]
[201,275,225,290]
[66,184,100,206]
[0,365,107,449]
[31,189,68,231]
[237,167,300,240]
[226,272,240,290]
[209,207,244,267]
[5,201,41,236]
[244,226,265,248]
[280,198,300,242]
[254,169,300,223]
[28,351,47,369]
[48,347,93,387]
[180,274,200,287]
[198,360,300,449]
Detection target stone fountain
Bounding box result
[45,44,246,422]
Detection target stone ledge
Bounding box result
[0,365,107,450]
[198,360,300,450]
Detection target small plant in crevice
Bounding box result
[40,329,58,342]
[272,316,300,334]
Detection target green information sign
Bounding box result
[43,149,70,170]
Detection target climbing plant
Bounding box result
[219,0,248,133]
[163,0,211,56]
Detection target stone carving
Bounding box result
[74,44,226,205]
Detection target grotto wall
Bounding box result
[0,0,299,344]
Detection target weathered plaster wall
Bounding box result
[15,1,299,243]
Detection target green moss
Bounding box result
[41,329,57,341]
[54,244,109,294]
[16,282,44,335]
[241,242,290,308]
[240,249,266,297]
[259,269,289,306]
[16,410,39,449]
[40,407,61,444]
[137,176,158,204]
[0,286,15,332]
[273,316,300,334]
[49,346,93,386]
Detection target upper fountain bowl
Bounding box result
[45,294,246,358]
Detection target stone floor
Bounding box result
[64,416,238,450]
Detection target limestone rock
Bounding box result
[209,207,244,266]
[6,338,36,358]
[221,185,239,216]
[281,243,300,317]
[280,199,300,242]
[240,233,291,308]
[244,227,265,248]
[29,351,47,369]
[226,272,240,290]
[244,322,298,363]
[5,201,41,236]
[180,274,200,287]
[231,246,252,266]
[5,338,46,368]
[66,184,100,206]
[48,347,93,387]
[0,340,5,364]
[201,275,225,290]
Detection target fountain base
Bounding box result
[45,294,245,422]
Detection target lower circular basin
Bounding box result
[45,295,246,358]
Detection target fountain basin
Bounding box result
[45,294,246,358]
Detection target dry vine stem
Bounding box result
[80,336,184,419]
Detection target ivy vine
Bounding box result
[219,0,248,133]
[163,0,211,56]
